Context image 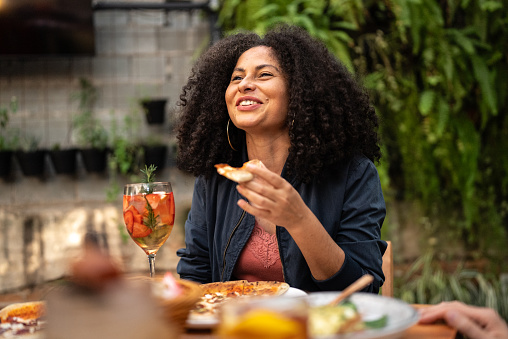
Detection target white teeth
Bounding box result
[239,100,258,106]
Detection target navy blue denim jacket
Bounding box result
[177,154,387,293]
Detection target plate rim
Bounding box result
[307,292,420,339]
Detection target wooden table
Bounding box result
[181,323,457,339]
[179,305,458,339]
[181,324,456,339]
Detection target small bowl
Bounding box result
[154,278,202,331]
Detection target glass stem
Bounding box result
[148,253,156,277]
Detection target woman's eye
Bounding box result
[260,72,272,77]
[231,75,242,81]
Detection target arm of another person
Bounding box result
[419,301,508,339]
[236,158,385,290]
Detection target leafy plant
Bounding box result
[219,0,357,70]
[396,250,508,322]
[18,135,41,152]
[218,0,508,257]
[0,96,20,151]
[106,104,144,202]
[71,78,108,150]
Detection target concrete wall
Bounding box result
[0,1,208,293]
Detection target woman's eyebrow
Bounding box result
[233,64,281,73]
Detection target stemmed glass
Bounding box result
[123,181,175,277]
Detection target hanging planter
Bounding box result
[142,144,167,173]
[49,148,78,175]
[80,148,109,173]
[140,99,167,125]
[15,149,47,177]
[0,150,13,178]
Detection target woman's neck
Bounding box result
[245,132,290,175]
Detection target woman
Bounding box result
[176,25,387,293]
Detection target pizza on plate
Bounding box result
[0,301,45,337]
[189,280,290,320]
[214,159,263,183]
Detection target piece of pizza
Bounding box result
[243,281,290,297]
[215,159,263,183]
[190,280,247,318]
[188,280,290,322]
[0,301,46,338]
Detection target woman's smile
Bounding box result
[236,96,263,111]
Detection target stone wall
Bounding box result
[0,1,208,293]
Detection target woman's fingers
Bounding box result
[245,163,285,188]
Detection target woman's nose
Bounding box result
[238,76,255,92]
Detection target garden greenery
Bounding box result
[397,250,508,322]
[218,0,508,258]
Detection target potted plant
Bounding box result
[49,109,77,175]
[15,135,47,177]
[0,97,19,179]
[139,98,167,125]
[106,110,144,202]
[141,135,168,173]
[48,143,78,175]
[71,78,109,173]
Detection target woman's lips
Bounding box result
[236,97,262,111]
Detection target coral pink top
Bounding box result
[233,221,284,282]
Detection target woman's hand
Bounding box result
[419,301,508,339]
[235,162,312,231]
[236,162,346,280]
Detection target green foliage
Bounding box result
[218,0,508,255]
[218,0,359,70]
[106,110,144,202]
[108,113,143,177]
[0,96,20,151]
[396,251,508,322]
[71,78,108,150]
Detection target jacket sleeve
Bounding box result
[313,157,387,293]
[176,177,213,284]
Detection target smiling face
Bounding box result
[225,46,289,135]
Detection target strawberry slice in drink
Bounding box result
[131,221,152,238]
[157,193,175,225]
[145,193,161,210]
[124,210,135,233]
[128,195,147,215]
[125,205,143,223]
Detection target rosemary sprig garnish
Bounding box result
[143,199,158,231]
[141,164,157,183]
[140,164,159,230]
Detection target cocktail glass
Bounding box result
[123,182,175,277]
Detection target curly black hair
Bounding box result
[176,25,381,182]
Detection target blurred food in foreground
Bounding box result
[309,301,365,335]
[0,301,46,337]
[216,296,308,339]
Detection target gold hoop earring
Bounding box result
[227,119,237,151]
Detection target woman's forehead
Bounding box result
[235,46,281,69]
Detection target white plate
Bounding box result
[307,292,419,339]
[185,287,308,329]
